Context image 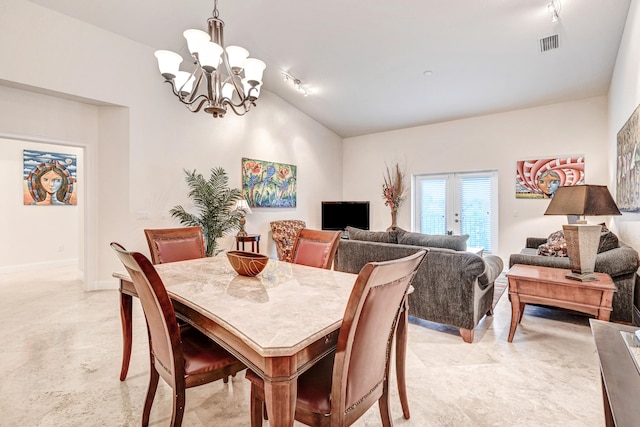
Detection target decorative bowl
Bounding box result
[226,251,269,277]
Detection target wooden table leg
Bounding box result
[507,293,521,343]
[396,299,410,419]
[263,376,296,427]
[119,290,133,381]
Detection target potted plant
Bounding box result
[170,167,242,256]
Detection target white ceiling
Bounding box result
[28,0,632,138]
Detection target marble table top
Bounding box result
[115,254,358,357]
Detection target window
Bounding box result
[413,171,499,253]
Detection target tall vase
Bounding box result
[387,210,398,231]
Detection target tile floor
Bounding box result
[0,267,606,426]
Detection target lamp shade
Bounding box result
[234,199,253,215]
[543,185,621,216]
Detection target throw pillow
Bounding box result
[397,232,469,251]
[537,230,567,257]
[597,223,619,253]
[345,227,399,244]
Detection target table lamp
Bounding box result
[233,199,253,237]
[544,185,621,281]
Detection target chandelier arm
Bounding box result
[184,96,209,113]
[224,100,251,116]
[221,51,246,99]
[187,72,205,104]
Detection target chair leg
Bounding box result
[119,291,133,381]
[396,304,410,419]
[250,384,264,427]
[170,387,186,427]
[378,381,393,427]
[142,366,159,427]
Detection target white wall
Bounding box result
[609,0,640,251]
[0,137,83,272]
[0,1,343,289]
[343,96,610,264]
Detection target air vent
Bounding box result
[539,34,559,52]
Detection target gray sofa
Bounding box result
[509,236,639,323]
[334,227,504,343]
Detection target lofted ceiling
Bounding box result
[28,0,632,138]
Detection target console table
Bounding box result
[507,264,615,342]
[590,319,640,426]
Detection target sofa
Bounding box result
[334,227,504,343]
[509,233,639,323]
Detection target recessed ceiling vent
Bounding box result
[539,34,559,53]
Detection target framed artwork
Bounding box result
[241,158,297,208]
[616,104,640,212]
[23,150,77,205]
[515,156,584,199]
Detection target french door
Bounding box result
[413,171,499,253]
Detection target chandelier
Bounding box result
[153,0,265,118]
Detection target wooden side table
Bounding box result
[507,264,615,342]
[235,234,260,253]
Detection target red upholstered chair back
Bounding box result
[291,229,342,269]
[144,227,206,265]
[269,220,306,262]
[111,242,183,387]
[331,250,426,424]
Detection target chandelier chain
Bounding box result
[212,0,219,18]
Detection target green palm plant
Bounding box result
[169,167,242,256]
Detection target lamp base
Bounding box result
[565,271,600,282]
[236,230,248,237]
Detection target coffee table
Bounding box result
[507,264,615,342]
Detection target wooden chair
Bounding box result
[111,242,246,427]
[144,226,205,265]
[119,227,206,381]
[290,228,342,269]
[245,250,426,427]
[269,220,306,262]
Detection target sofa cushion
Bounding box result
[397,232,469,251]
[345,227,400,244]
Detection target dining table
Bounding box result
[114,254,412,426]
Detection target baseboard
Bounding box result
[88,278,120,291]
[0,258,79,275]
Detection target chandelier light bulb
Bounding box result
[198,42,223,73]
[183,29,211,55]
[226,46,249,73]
[154,50,183,80]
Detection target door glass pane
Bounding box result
[459,176,493,252]
[417,177,447,235]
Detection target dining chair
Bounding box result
[144,226,206,265]
[245,250,426,427]
[290,228,342,269]
[111,242,246,427]
[269,220,306,262]
[117,226,206,381]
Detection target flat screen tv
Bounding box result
[321,201,370,231]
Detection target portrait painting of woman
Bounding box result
[515,156,585,199]
[23,150,77,206]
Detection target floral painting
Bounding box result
[616,104,640,212]
[515,156,585,199]
[23,149,77,205]
[242,158,297,208]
